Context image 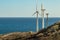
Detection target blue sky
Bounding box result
[0,0,60,17]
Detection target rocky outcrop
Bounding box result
[28,21,60,40]
[0,32,36,40]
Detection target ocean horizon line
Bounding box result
[0,17,59,18]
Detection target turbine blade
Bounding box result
[32,12,36,16]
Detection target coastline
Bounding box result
[0,21,60,40]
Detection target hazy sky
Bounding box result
[0,0,60,17]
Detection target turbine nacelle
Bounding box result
[32,11,40,16]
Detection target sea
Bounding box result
[0,17,60,34]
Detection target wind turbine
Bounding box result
[41,4,45,29]
[46,13,49,27]
[32,0,39,32]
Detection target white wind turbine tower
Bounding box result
[41,4,45,29]
[32,0,39,32]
